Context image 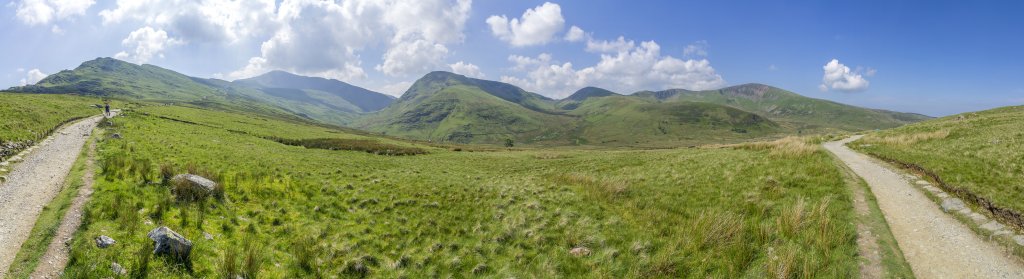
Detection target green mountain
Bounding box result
[233,70,394,112]
[558,86,620,109]
[8,57,393,126]
[353,71,575,144]
[355,71,783,146]
[633,83,932,132]
[567,95,779,145]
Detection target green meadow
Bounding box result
[56,104,863,278]
[853,105,1024,224]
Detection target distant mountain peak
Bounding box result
[564,87,619,101]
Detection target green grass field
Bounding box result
[0,93,102,158]
[57,104,865,278]
[853,105,1024,228]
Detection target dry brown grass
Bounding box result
[860,130,950,146]
[732,136,820,157]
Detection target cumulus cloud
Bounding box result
[502,39,726,98]
[486,2,565,47]
[820,59,870,92]
[683,40,708,57]
[114,27,184,64]
[564,25,586,42]
[222,0,472,81]
[448,61,485,78]
[585,36,634,53]
[99,0,277,44]
[371,80,415,97]
[14,0,94,25]
[377,39,449,76]
[19,68,47,86]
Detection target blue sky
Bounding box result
[2,0,1022,116]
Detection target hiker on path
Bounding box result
[104,103,110,117]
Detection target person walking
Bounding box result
[104,103,110,117]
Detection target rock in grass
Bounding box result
[941,198,966,212]
[111,133,122,139]
[569,247,591,257]
[95,235,116,248]
[171,174,217,192]
[111,262,127,275]
[147,226,193,264]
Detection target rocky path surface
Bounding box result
[29,130,98,278]
[826,135,1024,279]
[0,115,106,278]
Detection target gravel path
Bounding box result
[29,131,98,278]
[0,115,105,278]
[826,135,1024,279]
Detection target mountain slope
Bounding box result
[634,84,932,132]
[233,71,394,112]
[357,72,787,146]
[355,72,574,144]
[558,86,620,109]
[567,95,780,145]
[7,57,392,126]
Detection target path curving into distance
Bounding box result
[0,114,107,278]
[826,135,1024,279]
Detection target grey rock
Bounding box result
[95,235,116,248]
[941,198,966,212]
[203,231,214,240]
[569,246,591,257]
[147,226,193,263]
[1014,235,1024,246]
[171,174,217,192]
[111,262,127,275]
[111,133,122,139]
[981,221,1006,232]
[969,212,989,223]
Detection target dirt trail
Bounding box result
[0,115,106,278]
[29,130,98,278]
[826,135,1024,279]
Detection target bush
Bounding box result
[270,137,427,156]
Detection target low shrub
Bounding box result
[269,137,427,156]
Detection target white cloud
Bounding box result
[114,27,184,64]
[376,39,449,76]
[99,0,277,44]
[585,36,634,53]
[19,68,47,86]
[564,25,586,42]
[448,61,485,78]
[486,2,565,47]
[371,80,415,97]
[503,39,726,98]
[14,0,94,26]
[224,0,472,81]
[683,40,708,57]
[820,59,870,92]
[50,25,63,34]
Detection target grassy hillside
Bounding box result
[356,82,575,144]
[557,87,619,110]
[234,71,394,113]
[8,58,380,126]
[358,72,792,146]
[0,92,103,160]
[60,104,863,278]
[852,105,1024,228]
[635,84,931,132]
[567,95,780,146]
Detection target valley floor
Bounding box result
[827,136,1024,278]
